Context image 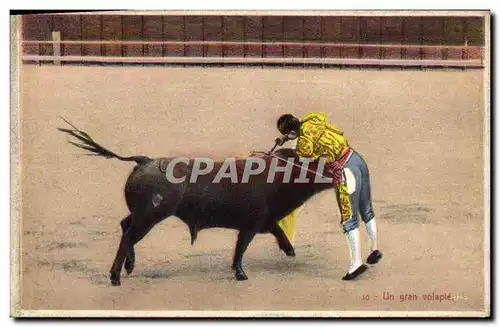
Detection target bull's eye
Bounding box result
[152,194,163,207]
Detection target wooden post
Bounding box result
[52,31,61,65]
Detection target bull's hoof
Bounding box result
[125,261,135,275]
[285,248,296,257]
[110,279,121,286]
[235,270,248,281]
[110,272,121,286]
[233,266,248,281]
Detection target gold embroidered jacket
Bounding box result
[294,112,353,223]
[296,112,350,163]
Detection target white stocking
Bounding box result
[345,228,362,273]
[365,218,378,253]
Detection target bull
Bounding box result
[58,119,336,286]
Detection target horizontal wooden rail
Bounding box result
[40,10,489,17]
[21,39,482,51]
[21,55,484,68]
[21,39,484,67]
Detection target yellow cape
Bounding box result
[277,205,304,245]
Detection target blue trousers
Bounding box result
[340,151,376,233]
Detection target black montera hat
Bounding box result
[277,114,300,135]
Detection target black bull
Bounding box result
[59,120,336,285]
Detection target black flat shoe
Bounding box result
[342,264,368,280]
[367,250,383,264]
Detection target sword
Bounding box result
[250,146,331,181]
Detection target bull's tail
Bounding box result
[58,117,151,165]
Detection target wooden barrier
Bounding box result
[21,55,483,68]
[20,40,484,68]
[20,14,485,68]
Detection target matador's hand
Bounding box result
[275,136,288,146]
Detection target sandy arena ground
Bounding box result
[18,65,487,314]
